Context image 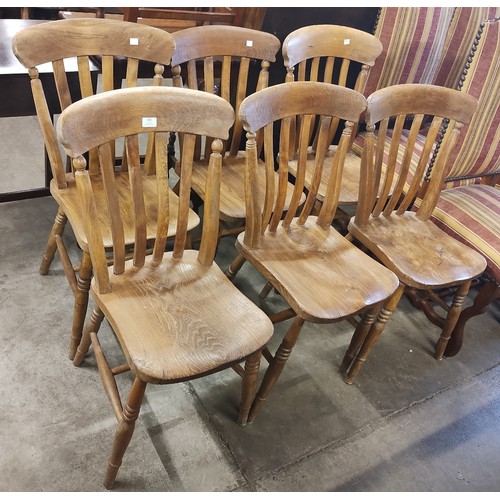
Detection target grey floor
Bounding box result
[1,117,500,492]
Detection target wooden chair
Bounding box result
[341,84,487,384]
[234,81,400,422]
[56,85,274,489]
[12,18,199,361]
[282,24,383,215]
[170,25,303,255]
[408,17,500,356]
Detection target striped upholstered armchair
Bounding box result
[416,17,500,356]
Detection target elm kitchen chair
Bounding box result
[341,84,487,384]
[233,81,400,422]
[282,24,383,222]
[56,85,274,489]
[12,18,200,361]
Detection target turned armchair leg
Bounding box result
[104,377,147,490]
[248,316,305,424]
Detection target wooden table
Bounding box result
[0,19,98,202]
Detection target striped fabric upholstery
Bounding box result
[433,7,500,89]
[364,7,455,97]
[437,18,500,186]
[431,185,500,283]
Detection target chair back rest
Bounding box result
[12,18,175,189]
[354,84,478,229]
[283,24,383,91]
[239,81,366,249]
[56,86,234,294]
[429,18,500,186]
[433,7,500,89]
[171,25,280,159]
[282,24,382,152]
[364,7,455,97]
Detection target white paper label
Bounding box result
[130,37,139,46]
[246,40,253,47]
[344,39,350,45]
[142,117,157,128]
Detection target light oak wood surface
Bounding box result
[12,18,198,361]
[57,85,273,488]
[342,83,487,383]
[233,81,399,422]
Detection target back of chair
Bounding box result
[12,18,175,188]
[364,7,455,97]
[56,86,234,293]
[354,84,478,228]
[283,24,383,92]
[239,81,367,248]
[429,17,500,187]
[433,7,500,89]
[171,25,280,159]
[282,24,382,152]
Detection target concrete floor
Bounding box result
[1,195,499,492]
[1,118,499,492]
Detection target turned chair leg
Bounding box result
[344,283,405,384]
[225,253,246,281]
[73,306,105,366]
[69,251,93,361]
[339,305,379,376]
[238,350,262,426]
[248,316,305,424]
[104,377,147,490]
[434,280,472,360]
[39,207,67,275]
[445,280,499,357]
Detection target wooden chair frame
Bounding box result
[56,85,274,489]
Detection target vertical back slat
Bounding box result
[125,135,147,267]
[173,133,196,258]
[417,120,462,220]
[101,55,115,92]
[283,114,314,228]
[152,132,170,264]
[372,114,405,216]
[229,57,250,156]
[383,113,425,215]
[317,122,353,229]
[144,64,166,175]
[52,59,72,110]
[98,141,125,274]
[203,57,216,160]
[397,116,442,214]
[297,60,306,81]
[186,60,202,160]
[125,57,139,87]
[298,115,332,224]
[324,57,335,83]
[77,55,94,98]
[261,123,276,230]
[310,57,320,82]
[338,58,350,87]
[269,116,292,232]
